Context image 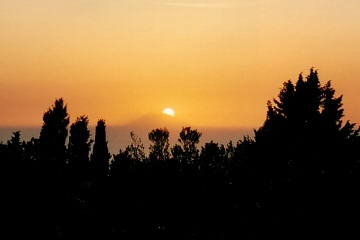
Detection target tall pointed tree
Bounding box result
[37,98,70,238]
[67,115,93,186]
[320,81,344,140]
[39,98,70,171]
[90,119,111,180]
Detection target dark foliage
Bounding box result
[39,98,70,171]
[2,69,360,239]
[90,119,111,181]
[148,127,171,162]
[67,115,93,192]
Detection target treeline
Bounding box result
[2,68,360,239]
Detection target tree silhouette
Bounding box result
[233,136,255,164]
[90,119,111,181]
[199,141,223,170]
[6,131,24,164]
[2,131,26,187]
[67,115,93,189]
[5,131,29,190]
[175,126,202,164]
[23,137,40,163]
[255,68,359,160]
[253,68,360,239]
[2,69,360,239]
[25,98,70,238]
[148,128,170,162]
[39,98,70,171]
[109,131,145,178]
[170,143,184,163]
[125,131,146,162]
[2,132,40,238]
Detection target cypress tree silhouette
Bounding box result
[67,115,93,189]
[36,98,70,238]
[90,119,111,181]
[39,98,70,171]
[86,119,112,239]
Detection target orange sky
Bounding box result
[1,0,360,128]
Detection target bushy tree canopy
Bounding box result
[256,68,359,146]
[148,128,170,162]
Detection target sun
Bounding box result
[162,108,175,116]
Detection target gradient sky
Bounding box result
[1,0,360,128]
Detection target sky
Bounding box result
[1,0,360,129]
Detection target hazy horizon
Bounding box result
[0,111,256,155]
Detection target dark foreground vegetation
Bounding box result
[2,68,360,239]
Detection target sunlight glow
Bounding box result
[1,1,360,127]
[162,108,175,116]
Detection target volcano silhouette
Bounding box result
[115,112,192,148]
[125,112,190,134]
[104,113,254,155]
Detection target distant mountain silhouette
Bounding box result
[122,112,255,144]
[103,112,191,154]
[124,112,190,133]
[102,113,255,155]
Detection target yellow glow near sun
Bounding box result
[162,108,175,116]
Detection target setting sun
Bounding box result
[162,108,175,116]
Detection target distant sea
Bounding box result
[0,125,255,156]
